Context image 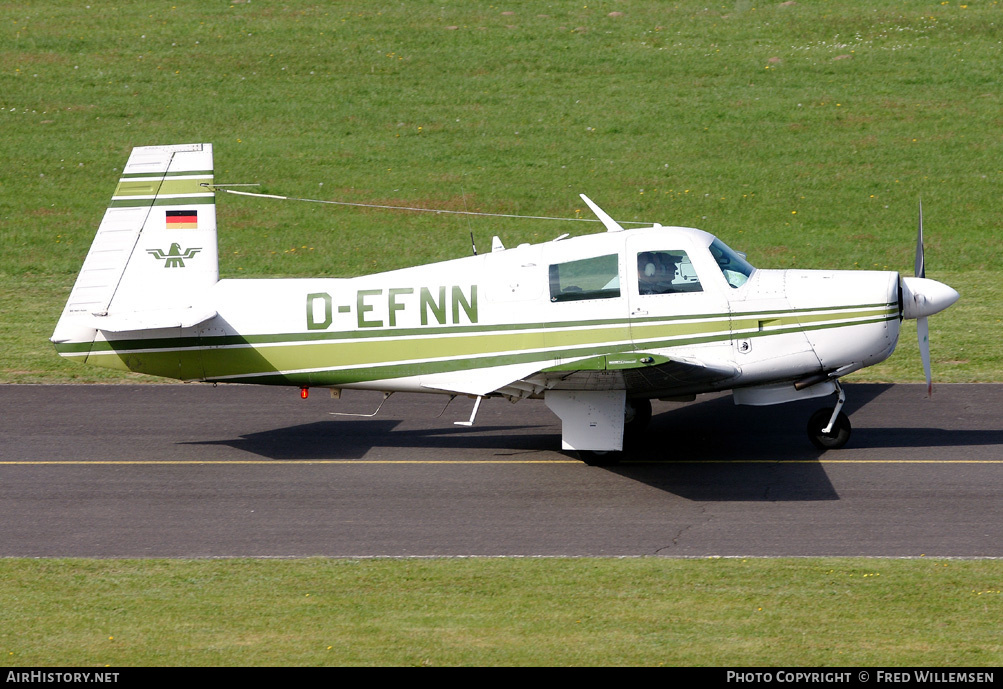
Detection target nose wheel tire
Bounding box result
[807,408,851,450]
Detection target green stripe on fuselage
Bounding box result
[731,305,897,333]
[55,302,895,355]
[55,303,898,383]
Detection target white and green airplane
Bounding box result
[52,143,959,463]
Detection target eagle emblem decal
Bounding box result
[147,243,202,268]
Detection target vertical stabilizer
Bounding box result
[52,143,218,340]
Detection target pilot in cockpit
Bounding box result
[637,252,679,295]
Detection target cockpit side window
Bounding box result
[549,253,621,302]
[709,239,755,288]
[636,250,703,295]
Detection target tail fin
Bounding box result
[52,143,218,341]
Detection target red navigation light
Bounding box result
[300,387,309,399]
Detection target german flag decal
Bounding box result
[166,210,198,229]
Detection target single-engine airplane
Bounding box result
[52,143,959,463]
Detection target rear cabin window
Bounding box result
[549,254,621,302]
[636,250,703,294]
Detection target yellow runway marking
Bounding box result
[0,460,577,465]
[636,459,1003,464]
[2,459,1002,465]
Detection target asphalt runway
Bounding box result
[1,383,1000,558]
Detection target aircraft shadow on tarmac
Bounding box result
[187,415,842,501]
[185,383,994,502]
[188,420,553,460]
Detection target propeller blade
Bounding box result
[908,200,951,398]
[917,316,932,396]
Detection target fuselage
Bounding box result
[57,225,904,400]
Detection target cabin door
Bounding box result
[625,236,732,360]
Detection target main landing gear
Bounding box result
[806,381,851,450]
[578,397,652,466]
[578,449,620,466]
[624,397,652,438]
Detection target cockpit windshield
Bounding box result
[709,238,755,288]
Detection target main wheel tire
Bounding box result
[807,407,851,450]
[624,398,652,438]
[578,450,622,466]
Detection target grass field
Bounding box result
[2,0,1001,667]
[2,0,1001,382]
[2,558,1001,667]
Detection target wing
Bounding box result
[421,352,738,401]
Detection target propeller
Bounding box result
[899,200,959,396]
[916,200,930,395]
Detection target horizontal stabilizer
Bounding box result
[76,307,217,333]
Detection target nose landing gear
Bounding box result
[807,381,851,450]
